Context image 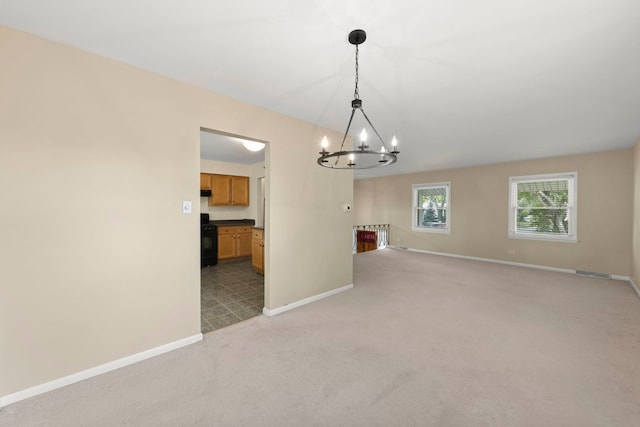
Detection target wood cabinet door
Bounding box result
[217,234,236,259]
[230,176,249,205]
[237,232,252,257]
[251,237,264,274]
[210,174,231,205]
[200,173,211,190]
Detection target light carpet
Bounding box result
[1,248,639,426]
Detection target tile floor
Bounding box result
[200,259,264,333]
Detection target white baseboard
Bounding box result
[263,284,354,317]
[393,246,577,274]
[390,246,632,282]
[0,333,203,408]
[611,274,632,281]
[630,278,640,299]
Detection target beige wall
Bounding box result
[632,141,640,285]
[355,150,633,276]
[0,25,352,397]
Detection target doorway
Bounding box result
[199,128,267,333]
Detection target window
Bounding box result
[509,172,577,242]
[412,182,450,233]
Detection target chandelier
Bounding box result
[318,29,399,169]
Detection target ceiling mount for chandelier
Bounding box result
[318,29,399,169]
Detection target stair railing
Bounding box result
[352,224,390,253]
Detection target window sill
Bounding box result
[508,233,577,243]
[413,227,450,234]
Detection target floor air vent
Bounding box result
[576,270,611,279]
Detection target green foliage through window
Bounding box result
[413,183,450,232]
[516,180,569,234]
[509,174,576,241]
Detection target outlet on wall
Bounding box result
[507,249,516,255]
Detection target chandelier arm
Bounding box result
[339,108,357,151]
[359,108,391,152]
[334,108,357,167]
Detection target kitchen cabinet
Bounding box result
[209,174,249,206]
[231,176,250,205]
[217,225,252,260]
[200,173,211,190]
[251,228,264,275]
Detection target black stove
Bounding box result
[200,214,218,267]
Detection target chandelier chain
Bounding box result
[354,44,359,100]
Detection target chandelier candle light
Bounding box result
[318,29,399,169]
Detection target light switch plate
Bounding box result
[182,200,192,214]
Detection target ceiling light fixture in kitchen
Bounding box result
[242,140,265,152]
[318,29,399,169]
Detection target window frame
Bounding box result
[508,172,577,242]
[412,182,451,234]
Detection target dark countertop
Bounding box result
[208,219,255,226]
[253,226,264,230]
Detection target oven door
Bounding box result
[201,225,218,267]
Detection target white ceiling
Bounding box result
[200,130,265,165]
[2,0,639,178]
